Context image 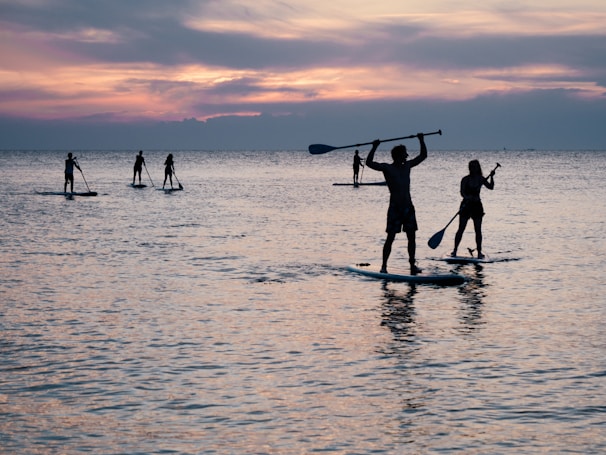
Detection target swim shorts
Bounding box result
[386,204,417,233]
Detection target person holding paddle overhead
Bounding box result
[64,152,81,193]
[133,150,145,185]
[163,153,175,189]
[451,160,495,259]
[366,133,427,274]
[353,150,364,184]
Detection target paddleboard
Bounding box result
[437,254,492,264]
[36,191,98,197]
[157,187,183,193]
[129,183,147,188]
[332,182,387,186]
[346,263,465,285]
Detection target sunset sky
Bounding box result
[1,0,605,150]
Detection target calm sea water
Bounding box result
[1,148,605,454]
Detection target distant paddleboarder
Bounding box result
[353,150,364,184]
[366,133,427,275]
[163,153,175,189]
[133,150,145,185]
[64,152,81,193]
[451,160,495,259]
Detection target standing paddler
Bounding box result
[365,133,427,275]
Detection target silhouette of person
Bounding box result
[353,150,364,184]
[366,134,427,274]
[163,153,175,189]
[64,152,81,193]
[451,160,495,259]
[133,150,145,185]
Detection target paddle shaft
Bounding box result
[74,159,92,192]
[309,129,442,154]
[487,163,501,179]
[343,129,442,150]
[173,170,183,189]
[144,163,155,187]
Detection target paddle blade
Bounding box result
[427,229,445,249]
[308,144,337,154]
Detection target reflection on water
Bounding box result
[1,150,605,454]
[380,283,417,342]
[456,264,487,331]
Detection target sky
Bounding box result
[1,0,605,150]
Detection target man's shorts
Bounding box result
[386,204,417,234]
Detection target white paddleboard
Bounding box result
[36,190,98,197]
[346,263,465,285]
[437,254,492,264]
[332,182,387,186]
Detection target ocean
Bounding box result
[1,148,604,454]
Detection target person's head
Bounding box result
[468,159,482,176]
[391,144,408,163]
[355,150,359,155]
[68,153,73,158]
[139,150,143,155]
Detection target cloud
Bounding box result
[2,88,605,150]
[0,1,605,148]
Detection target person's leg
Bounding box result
[452,215,470,256]
[381,232,396,273]
[406,230,422,274]
[473,217,484,258]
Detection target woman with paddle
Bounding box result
[163,153,175,189]
[366,133,427,275]
[451,160,495,259]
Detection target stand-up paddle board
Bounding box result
[129,183,147,188]
[36,191,98,197]
[332,182,387,186]
[157,187,183,193]
[437,254,492,264]
[346,263,465,285]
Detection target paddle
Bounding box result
[74,158,92,193]
[173,170,184,190]
[427,162,501,250]
[144,162,155,187]
[360,161,365,184]
[427,210,460,250]
[309,129,442,155]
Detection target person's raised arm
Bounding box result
[408,133,427,167]
[365,139,381,170]
[484,171,495,190]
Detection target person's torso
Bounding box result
[462,175,484,200]
[383,163,412,205]
[65,159,74,174]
